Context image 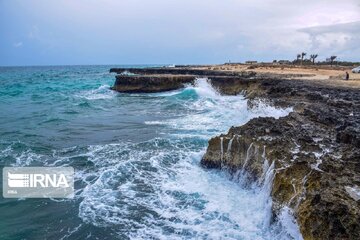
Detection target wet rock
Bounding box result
[111,75,196,93]
[109,67,256,77]
[201,79,360,240]
[111,73,258,94]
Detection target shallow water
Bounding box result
[0,66,301,239]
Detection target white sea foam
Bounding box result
[0,142,46,166]
[345,186,360,201]
[71,79,300,239]
[144,79,292,138]
[76,84,115,100]
[73,139,300,239]
[7,78,299,239]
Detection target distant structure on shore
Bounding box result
[227,54,358,67]
[273,53,357,67]
[274,60,291,65]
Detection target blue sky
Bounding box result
[1,0,360,66]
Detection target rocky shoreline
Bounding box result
[110,66,360,239]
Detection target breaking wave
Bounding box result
[1,71,301,239]
[73,79,300,239]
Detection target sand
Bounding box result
[197,64,360,89]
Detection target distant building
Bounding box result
[224,62,241,65]
[278,60,291,64]
[245,61,257,64]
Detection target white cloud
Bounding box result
[28,25,40,40]
[299,21,360,61]
[13,42,23,48]
[3,0,360,64]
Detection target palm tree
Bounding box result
[301,52,306,60]
[310,54,318,64]
[296,54,301,61]
[326,56,337,66]
[330,56,337,66]
[300,52,306,65]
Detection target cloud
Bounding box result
[13,42,23,48]
[1,0,360,65]
[299,21,360,61]
[28,25,40,40]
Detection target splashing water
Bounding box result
[0,67,301,239]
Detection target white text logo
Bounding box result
[3,167,74,198]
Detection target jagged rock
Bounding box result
[111,74,258,94]
[109,67,257,77]
[201,80,360,240]
[111,75,196,93]
[110,67,315,95]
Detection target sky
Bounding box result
[1,0,360,66]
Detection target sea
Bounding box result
[0,65,302,239]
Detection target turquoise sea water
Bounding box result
[0,65,300,239]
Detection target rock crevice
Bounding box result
[201,80,360,240]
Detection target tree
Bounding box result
[330,56,337,66]
[301,52,306,60]
[301,52,306,65]
[310,54,318,64]
[297,54,301,61]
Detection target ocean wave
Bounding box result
[71,138,298,239]
[144,78,292,138]
[75,84,116,100]
[0,71,299,239]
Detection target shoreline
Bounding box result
[110,64,360,239]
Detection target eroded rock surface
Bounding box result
[111,69,258,93]
[111,75,196,93]
[201,79,360,240]
[109,67,255,77]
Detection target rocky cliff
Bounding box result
[111,75,196,93]
[201,79,360,240]
[109,67,254,76]
[110,68,260,93]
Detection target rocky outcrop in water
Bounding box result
[110,66,360,239]
[111,75,196,93]
[110,67,316,94]
[111,70,257,93]
[109,67,255,77]
[201,79,360,240]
